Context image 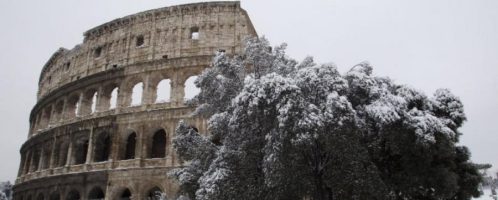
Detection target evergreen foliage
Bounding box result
[170,37,482,200]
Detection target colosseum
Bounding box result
[13,2,257,200]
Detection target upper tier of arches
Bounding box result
[37,1,256,100]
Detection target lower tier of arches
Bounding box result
[13,167,179,200]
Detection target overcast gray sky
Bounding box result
[0,0,497,182]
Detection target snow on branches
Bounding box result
[171,37,479,200]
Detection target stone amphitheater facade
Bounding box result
[13,2,257,200]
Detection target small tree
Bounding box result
[171,37,482,200]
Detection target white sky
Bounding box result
[0,0,497,182]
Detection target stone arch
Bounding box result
[121,76,144,107]
[146,186,164,200]
[121,131,137,160]
[102,83,119,110]
[80,88,98,115]
[40,105,52,128]
[72,132,89,165]
[36,193,44,200]
[120,188,132,200]
[53,100,64,123]
[87,187,105,200]
[49,192,60,200]
[66,94,80,118]
[93,131,111,162]
[65,190,80,200]
[30,146,41,172]
[184,75,200,101]
[130,82,144,106]
[41,143,52,170]
[55,139,69,167]
[149,129,167,158]
[155,79,172,103]
[23,151,32,174]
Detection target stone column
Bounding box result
[142,75,154,105]
[49,136,57,169]
[85,129,94,164]
[65,137,73,166]
[96,86,106,112]
[171,79,185,104]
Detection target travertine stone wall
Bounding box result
[14,2,257,200]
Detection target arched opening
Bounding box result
[88,187,105,200]
[41,146,52,169]
[49,192,60,200]
[109,87,118,109]
[37,194,44,200]
[54,101,64,122]
[130,82,143,106]
[123,132,136,160]
[184,76,200,100]
[56,141,69,167]
[31,149,40,172]
[65,190,80,200]
[41,106,52,128]
[150,130,166,158]
[24,152,31,174]
[73,139,89,165]
[120,189,131,200]
[66,95,80,118]
[147,187,164,200]
[94,132,111,162]
[26,195,32,200]
[155,79,171,103]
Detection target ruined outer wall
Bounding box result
[15,2,257,200]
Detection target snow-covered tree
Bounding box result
[0,181,12,200]
[170,37,482,200]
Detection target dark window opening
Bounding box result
[190,27,199,40]
[88,187,105,200]
[31,150,40,172]
[65,190,80,200]
[121,189,131,200]
[47,76,52,84]
[112,64,118,69]
[49,193,60,200]
[150,130,166,158]
[65,62,71,71]
[94,133,111,162]
[42,148,51,169]
[218,49,226,53]
[57,142,69,167]
[94,47,102,58]
[136,35,144,47]
[162,55,168,59]
[189,125,199,132]
[74,139,89,165]
[123,133,136,160]
[24,154,31,174]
